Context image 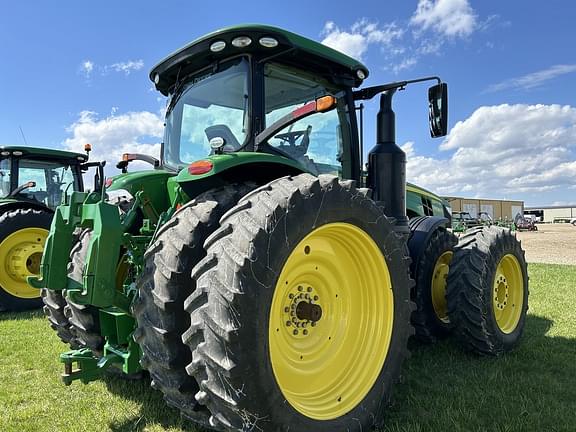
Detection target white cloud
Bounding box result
[63,110,164,182]
[105,60,145,75]
[404,104,576,203]
[410,0,477,38]
[78,59,145,81]
[485,64,576,93]
[321,20,403,61]
[79,60,94,78]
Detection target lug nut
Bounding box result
[298,286,303,291]
[303,330,308,335]
[293,329,299,335]
[307,287,312,292]
[286,321,291,326]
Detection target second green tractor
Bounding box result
[31,25,529,432]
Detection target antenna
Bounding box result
[19,126,29,146]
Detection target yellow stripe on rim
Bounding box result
[431,251,453,323]
[269,222,394,420]
[493,253,524,334]
[0,227,48,298]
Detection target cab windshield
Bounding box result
[163,58,249,170]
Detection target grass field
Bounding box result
[1,263,575,432]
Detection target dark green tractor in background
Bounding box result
[0,145,93,311]
[30,25,529,432]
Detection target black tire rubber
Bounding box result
[42,289,80,347]
[0,208,51,312]
[184,174,414,432]
[410,223,458,342]
[64,230,105,356]
[446,226,529,355]
[132,184,256,427]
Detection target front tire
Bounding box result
[184,174,414,432]
[446,226,529,355]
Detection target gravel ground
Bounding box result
[516,223,576,265]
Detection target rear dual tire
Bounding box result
[184,174,414,431]
[447,226,529,355]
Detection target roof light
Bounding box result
[356,70,366,80]
[232,36,252,48]
[12,151,23,156]
[105,178,114,188]
[259,37,278,48]
[84,143,92,152]
[210,40,227,52]
[154,73,160,84]
[77,156,84,161]
[0,151,10,156]
[188,160,214,175]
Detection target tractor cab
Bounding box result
[0,146,89,211]
[151,25,368,184]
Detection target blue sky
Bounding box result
[1,0,575,206]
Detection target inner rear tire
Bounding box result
[132,184,255,426]
[409,221,458,342]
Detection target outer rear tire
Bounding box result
[184,174,414,432]
[132,184,255,427]
[446,226,529,355]
[0,208,51,311]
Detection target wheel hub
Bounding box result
[283,285,322,337]
[493,274,509,310]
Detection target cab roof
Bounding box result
[0,146,88,163]
[150,24,370,96]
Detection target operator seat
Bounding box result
[205,125,242,152]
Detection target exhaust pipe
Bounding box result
[367,89,409,234]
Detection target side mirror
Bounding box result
[428,83,448,138]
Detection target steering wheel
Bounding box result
[274,125,313,158]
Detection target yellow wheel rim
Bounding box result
[0,227,48,299]
[269,222,394,420]
[431,251,453,323]
[493,254,524,334]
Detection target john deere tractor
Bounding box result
[30,25,528,432]
[0,145,96,312]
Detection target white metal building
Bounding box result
[524,205,576,223]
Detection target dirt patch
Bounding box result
[515,223,576,265]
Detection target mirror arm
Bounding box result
[353,76,441,101]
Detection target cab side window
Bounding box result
[264,63,352,177]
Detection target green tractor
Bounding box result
[0,145,96,312]
[30,25,529,432]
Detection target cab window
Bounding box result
[264,63,352,178]
[17,159,76,209]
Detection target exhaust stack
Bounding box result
[367,89,408,233]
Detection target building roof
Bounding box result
[525,205,576,210]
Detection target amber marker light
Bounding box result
[188,160,214,175]
[316,95,337,112]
